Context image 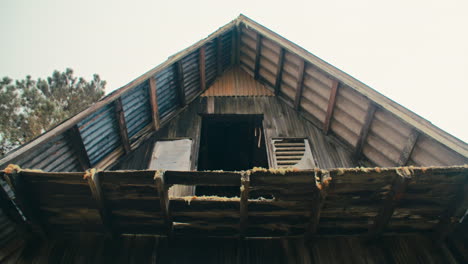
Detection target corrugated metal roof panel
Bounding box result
[16,134,81,172]
[122,81,152,141]
[155,67,178,120]
[205,40,217,88]
[181,50,200,101]
[78,104,120,166]
[201,67,274,97]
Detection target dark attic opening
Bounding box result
[196,114,268,197]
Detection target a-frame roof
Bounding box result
[0,14,467,170]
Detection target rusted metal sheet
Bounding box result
[201,67,274,97]
[121,80,152,142]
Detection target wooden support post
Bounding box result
[114,98,131,154]
[148,77,161,131]
[240,171,250,237]
[305,171,329,240]
[199,46,206,91]
[175,61,186,107]
[368,169,411,237]
[86,169,114,238]
[274,48,285,95]
[323,80,339,134]
[354,104,377,159]
[294,60,306,110]
[216,37,223,77]
[253,34,262,80]
[434,181,468,240]
[396,129,419,166]
[65,125,91,170]
[154,170,172,237]
[3,168,47,239]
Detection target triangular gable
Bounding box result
[0,14,466,171]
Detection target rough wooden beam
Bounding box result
[199,46,206,91]
[274,48,285,95]
[148,77,161,131]
[216,37,223,76]
[114,98,131,154]
[355,104,377,159]
[3,168,47,239]
[293,60,306,110]
[253,34,263,80]
[368,168,412,237]
[86,169,114,238]
[396,129,419,166]
[305,171,329,240]
[154,170,172,237]
[323,80,339,134]
[240,172,250,237]
[64,125,91,170]
[175,61,186,107]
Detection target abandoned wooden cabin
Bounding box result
[0,14,467,263]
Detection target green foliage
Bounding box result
[0,68,106,156]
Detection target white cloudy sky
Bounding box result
[1,0,467,142]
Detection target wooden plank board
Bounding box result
[148,77,161,130]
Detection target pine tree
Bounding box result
[0,69,106,156]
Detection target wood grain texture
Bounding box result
[148,77,161,130]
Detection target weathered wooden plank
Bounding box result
[148,77,161,130]
[294,60,306,110]
[274,48,285,95]
[254,34,263,80]
[64,125,91,170]
[240,172,250,237]
[86,169,115,237]
[368,168,412,237]
[354,104,377,159]
[154,171,172,237]
[175,61,186,107]
[396,129,419,166]
[114,98,131,154]
[199,46,206,91]
[323,80,339,134]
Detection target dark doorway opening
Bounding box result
[197,115,268,196]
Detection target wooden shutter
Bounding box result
[272,138,316,169]
[149,139,194,197]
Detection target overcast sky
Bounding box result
[1,0,467,142]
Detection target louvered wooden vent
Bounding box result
[272,138,315,169]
